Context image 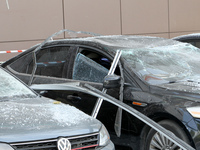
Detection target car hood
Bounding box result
[158,81,200,96]
[0,97,101,143]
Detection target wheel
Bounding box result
[145,120,190,150]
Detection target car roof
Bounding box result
[46,35,182,50]
[172,33,200,41]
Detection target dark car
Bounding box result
[0,67,114,150]
[2,30,200,150]
[172,33,200,48]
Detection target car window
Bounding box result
[9,46,72,78]
[9,52,33,73]
[72,49,121,83]
[73,53,109,83]
[189,41,200,49]
[195,41,200,48]
[34,47,70,78]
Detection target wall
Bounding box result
[1,0,200,61]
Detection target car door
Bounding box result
[61,46,146,145]
[54,46,121,130]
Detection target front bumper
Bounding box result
[192,119,200,150]
[98,141,115,150]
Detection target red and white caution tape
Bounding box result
[37,61,65,66]
[0,50,26,54]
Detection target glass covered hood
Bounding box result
[121,43,200,85]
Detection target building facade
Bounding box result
[1,0,200,61]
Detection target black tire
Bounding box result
[145,120,190,150]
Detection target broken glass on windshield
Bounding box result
[0,68,36,99]
[121,43,200,85]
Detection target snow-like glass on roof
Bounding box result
[0,68,36,99]
[81,35,179,49]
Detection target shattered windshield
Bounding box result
[0,68,36,99]
[121,43,200,85]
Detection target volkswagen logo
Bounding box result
[57,137,71,150]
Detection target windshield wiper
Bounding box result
[187,80,200,84]
[166,79,200,85]
[168,80,177,84]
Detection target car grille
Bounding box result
[10,133,99,150]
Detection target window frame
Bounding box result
[74,45,139,88]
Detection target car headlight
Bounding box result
[99,125,110,146]
[187,107,200,118]
[0,143,14,150]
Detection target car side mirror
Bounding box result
[103,75,121,89]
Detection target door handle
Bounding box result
[67,95,82,101]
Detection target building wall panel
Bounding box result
[121,0,169,34]
[169,0,200,32]
[1,1,200,61]
[64,0,121,35]
[0,40,42,61]
[0,0,64,42]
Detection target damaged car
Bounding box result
[0,67,114,150]
[172,33,200,48]
[2,29,200,149]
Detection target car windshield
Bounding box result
[121,43,200,85]
[0,68,36,100]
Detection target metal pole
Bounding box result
[91,50,122,118]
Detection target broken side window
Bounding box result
[73,53,109,83]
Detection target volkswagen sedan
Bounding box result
[0,67,114,150]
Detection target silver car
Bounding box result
[0,67,114,150]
